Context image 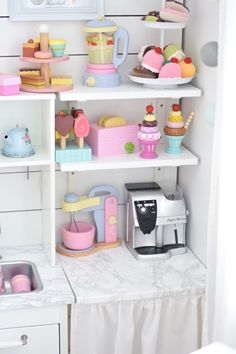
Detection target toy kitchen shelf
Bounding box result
[58,82,200,172]
[58,83,201,102]
[0,147,51,168]
[59,143,198,172]
[0,92,55,169]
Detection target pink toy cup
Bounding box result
[10,274,31,294]
[62,221,95,250]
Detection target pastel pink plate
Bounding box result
[10,274,31,293]
[62,221,95,250]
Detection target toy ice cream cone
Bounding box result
[164,105,195,154]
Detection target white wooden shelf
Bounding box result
[0,146,51,168]
[58,83,201,102]
[0,92,55,102]
[59,143,198,172]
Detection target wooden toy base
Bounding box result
[56,240,122,257]
[55,142,92,163]
[20,84,73,93]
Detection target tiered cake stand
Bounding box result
[20,55,73,93]
[129,0,194,88]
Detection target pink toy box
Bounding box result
[85,123,139,157]
[0,73,21,96]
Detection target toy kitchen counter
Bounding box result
[58,242,206,304]
[0,245,75,311]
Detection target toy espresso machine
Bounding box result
[83,18,129,87]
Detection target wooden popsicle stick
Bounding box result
[79,137,84,149]
[60,136,66,149]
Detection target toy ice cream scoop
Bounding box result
[142,47,164,74]
[2,126,35,158]
[164,104,195,154]
[163,43,185,62]
[179,57,196,77]
[138,104,161,159]
[159,57,182,78]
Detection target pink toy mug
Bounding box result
[62,221,95,250]
[10,274,31,294]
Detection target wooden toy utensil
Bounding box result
[185,111,195,130]
[73,110,90,148]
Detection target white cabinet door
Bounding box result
[0,324,59,354]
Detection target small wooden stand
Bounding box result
[20,56,72,93]
[56,240,122,257]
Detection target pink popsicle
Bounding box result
[73,110,90,148]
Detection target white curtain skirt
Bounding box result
[71,293,205,354]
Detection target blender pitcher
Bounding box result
[83,18,129,87]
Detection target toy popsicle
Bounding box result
[73,110,90,148]
[184,111,195,130]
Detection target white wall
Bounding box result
[179,0,219,264]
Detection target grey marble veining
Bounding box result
[58,243,206,304]
[0,245,75,311]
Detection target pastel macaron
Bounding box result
[159,58,182,78]
[49,39,66,57]
[34,50,53,59]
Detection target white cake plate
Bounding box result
[142,21,187,30]
[128,75,194,89]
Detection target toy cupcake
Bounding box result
[49,39,66,57]
[138,104,161,159]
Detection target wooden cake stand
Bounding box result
[20,56,73,93]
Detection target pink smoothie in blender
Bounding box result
[83,18,129,87]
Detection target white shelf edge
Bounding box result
[0,146,51,168]
[58,83,201,102]
[59,144,198,172]
[142,20,186,30]
[0,92,56,102]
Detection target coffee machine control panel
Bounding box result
[134,200,157,235]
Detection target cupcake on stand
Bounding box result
[164,104,194,154]
[138,104,161,159]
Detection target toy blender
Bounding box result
[83,18,129,87]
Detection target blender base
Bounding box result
[83,71,121,88]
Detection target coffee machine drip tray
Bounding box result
[126,243,187,261]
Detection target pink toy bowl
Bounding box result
[62,221,95,250]
[10,274,31,294]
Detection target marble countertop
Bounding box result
[0,245,75,311]
[58,243,206,304]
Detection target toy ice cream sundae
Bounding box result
[164,104,194,154]
[138,104,161,159]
